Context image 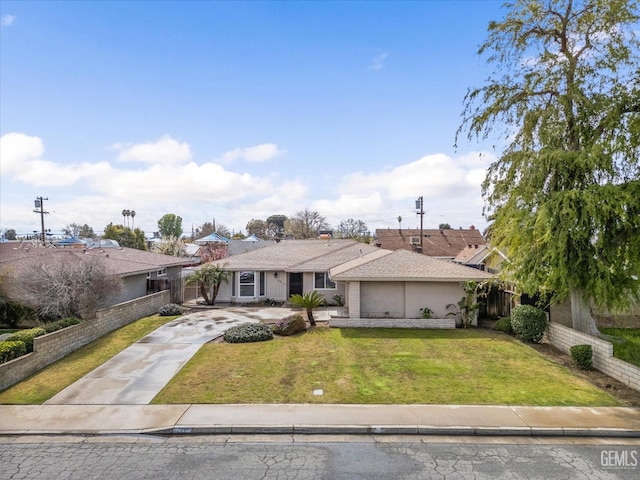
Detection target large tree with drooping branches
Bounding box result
[458,0,640,335]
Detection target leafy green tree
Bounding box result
[3,229,17,241]
[103,223,147,250]
[266,214,288,238]
[289,290,325,326]
[438,223,451,230]
[246,219,269,238]
[285,209,329,239]
[458,0,640,335]
[185,263,230,305]
[158,214,183,239]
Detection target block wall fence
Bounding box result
[547,322,640,392]
[0,291,170,391]
[329,318,456,329]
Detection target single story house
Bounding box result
[202,239,494,325]
[0,241,185,306]
[207,239,380,304]
[329,249,493,324]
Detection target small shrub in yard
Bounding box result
[494,317,513,334]
[510,305,548,343]
[0,341,28,364]
[570,344,593,370]
[43,317,82,333]
[272,314,307,336]
[158,304,184,316]
[6,327,47,352]
[224,323,273,343]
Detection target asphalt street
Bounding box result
[1,436,639,480]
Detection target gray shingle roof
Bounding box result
[330,249,494,282]
[212,239,372,271]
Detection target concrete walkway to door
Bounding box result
[45,307,311,406]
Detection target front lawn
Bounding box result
[0,314,180,404]
[152,327,619,406]
[600,328,640,368]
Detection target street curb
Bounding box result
[136,425,640,438]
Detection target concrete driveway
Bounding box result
[46,307,310,405]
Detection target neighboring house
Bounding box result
[205,240,380,304]
[329,249,493,324]
[453,244,507,274]
[0,241,185,306]
[375,227,485,259]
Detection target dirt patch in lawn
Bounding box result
[528,341,640,407]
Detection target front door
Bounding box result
[288,272,303,297]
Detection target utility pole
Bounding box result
[33,196,49,245]
[415,196,424,251]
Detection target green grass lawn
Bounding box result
[152,327,619,406]
[600,328,640,368]
[0,314,180,404]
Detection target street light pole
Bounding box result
[415,196,424,251]
[33,196,49,246]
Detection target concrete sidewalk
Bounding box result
[2,404,640,438]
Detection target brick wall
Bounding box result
[329,318,456,329]
[547,322,640,392]
[0,291,169,391]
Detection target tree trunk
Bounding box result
[570,288,600,336]
[199,284,211,305]
[307,309,316,326]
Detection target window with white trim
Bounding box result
[239,271,255,297]
[314,272,336,289]
[157,268,167,277]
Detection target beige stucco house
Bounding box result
[206,239,494,326]
[329,249,494,325]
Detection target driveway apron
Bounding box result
[45,308,282,405]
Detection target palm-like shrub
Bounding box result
[289,290,324,326]
[185,263,230,305]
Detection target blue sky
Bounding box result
[1,0,506,238]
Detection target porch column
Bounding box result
[348,281,361,319]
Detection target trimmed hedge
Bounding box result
[510,305,548,343]
[0,341,28,364]
[5,327,47,353]
[42,317,82,333]
[224,323,273,343]
[272,314,307,336]
[570,344,593,370]
[158,304,184,316]
[494,317,513,334]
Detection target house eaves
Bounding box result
[330,249,494,282]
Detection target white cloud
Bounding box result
[368,52,389,70]
[220,143,285,163]
[0,132,110,186]
[1,15,15,27]
[0,133,45,174]
[112,135,192,165]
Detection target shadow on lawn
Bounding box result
[337,327,501,340]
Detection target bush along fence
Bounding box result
[0,290,170,391]
[546,322,640,392]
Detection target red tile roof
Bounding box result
[374,228,485,258]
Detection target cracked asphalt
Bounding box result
[1,437,638,479]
